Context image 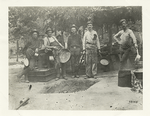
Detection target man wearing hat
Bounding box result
[114,19,138,69]
[44,27,67,80]
[67,24,82,78]
[56,31,67,79]
[17,29,41,82]
[83,21,101,79]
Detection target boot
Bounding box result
[55,73,60,81]
[72,75,76,78]
[55,78,59,81]
[75,66,80,78]
[63,76,68,80]
[93,76,97,79]
[25,74,29,83]
[76,75,79,78]
[17,68,31,79]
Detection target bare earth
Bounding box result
[9,59,143,110]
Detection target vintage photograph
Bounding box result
[9,6,143,110]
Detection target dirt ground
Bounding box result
[9,58,143,110]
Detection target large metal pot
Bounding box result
[59,49,71,63]
[23,58,29,66]
[100,59,109,66]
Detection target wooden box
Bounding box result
[133,68,143,80]
[118,70,132,87]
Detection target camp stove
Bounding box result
[28,52,56,82]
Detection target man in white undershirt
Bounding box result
[114,19,138,69]
[83,21,101,79]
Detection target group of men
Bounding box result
[17,19,139,83]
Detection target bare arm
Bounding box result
[79,35,83,50]
[82,33,86,50]
[114,31,122,44]
[129,30,138,48]
[43,38,49,48]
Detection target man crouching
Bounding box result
[17,29,40,83]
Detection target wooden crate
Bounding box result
[118,70,132,87]
[133,68,143,80]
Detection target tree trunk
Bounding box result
[101,25,103,39]
[16,40,18,62]
[108,24,113,70]
[108,24,112,53]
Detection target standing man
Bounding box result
[56,31,66,79]
[83,21,101,79]
[44,27,67,80]
[67,24,82,78]
[17,29,40,82]
[114,19,138,69]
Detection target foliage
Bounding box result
[9,6,142,40]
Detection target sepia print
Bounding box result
[9,6,143,110]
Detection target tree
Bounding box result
[9,6,142,41]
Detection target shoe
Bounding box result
[85,76,92,79]
[76,75,79,78]
[94,76,97,79]
[63,76,68,80]
[25,80,29,83]
[84,76,88,79]
[72,75,76,78]
[55,78,59,81]
[35,67,38,69]
[64,77,68,80]
[59,76,63,79]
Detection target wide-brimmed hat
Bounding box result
[30,29,39,35]
[87,20,93,25]
[45,27,53,34]
[120,19,127,24]
[71,24,77,30]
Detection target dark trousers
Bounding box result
[70,47,81,76]
[18,48,36,78]
[53,49,66,78]
[120,46,136,70]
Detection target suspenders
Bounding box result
[47,36,64,49]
